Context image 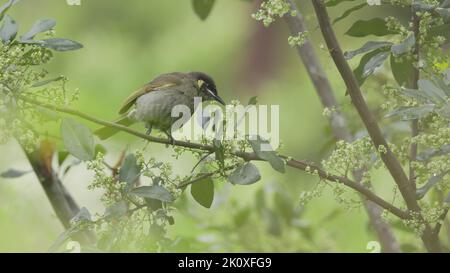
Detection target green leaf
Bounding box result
[49,207,90,252]
[333,3,366,25]
[0,0,20,22]
[416,172,449,200]
[249,135,285,173]
[418,79,448,103]
[436,7,450,22]
[345,18,396,37]
[0,14,17,43]
[353,48,389,86]
[326,0,356,7]
[191,176,214,208]
[104,201,128,218]
[385,104,435,120]
[31,75,65,87]
[48,226,78,252]
[412,0,437,11]
[344,41,392,60]
[228,162,261,185]
[21,18,55,41]
[397,87,431,102]
[247,96,258,105]
[58,151,70,166]
[39,38,83,51]
[71,207,92,222]
[130,185,174,202]
[0,168,31,178]
[60,118,95,161]
[94,143,107,157]
[362,51,389,78]
[145,198,163,212]
[119,153,141,189]
[390,54,416,88]
[432,73,450,96]
[391,34,415,56]
[192,0,215,20]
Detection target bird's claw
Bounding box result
[145,124,152,136]
[164,131,175,147]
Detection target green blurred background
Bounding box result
[0,0,419,252]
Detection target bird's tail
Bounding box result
[94,116,135,140]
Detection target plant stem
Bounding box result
[311,0,441,252]
[409,9,421,191]
[19,95,409,220]
[284,0,400,252]
[21,139,96,245]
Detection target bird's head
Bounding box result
[189,72,225,105]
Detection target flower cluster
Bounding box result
[252,0,294,27]
[322,137,376,177]
[288,31,309,47]
[0,40,78,152]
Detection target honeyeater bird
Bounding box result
[94,72,225,141]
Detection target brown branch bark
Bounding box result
[311,0,441,252]
[18,95,410,220]
[285,0,350,141]
[284,0,400,252]
[21,139,96,245]
[409,9,421,191]
[434,208,449,236]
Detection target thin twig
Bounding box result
[177,172,215,189]
[19,95,410,220]
[191,151,214,173]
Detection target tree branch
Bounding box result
[18,95,409,220]
[409,9,421,191]
[284,0,351,141]
[281,156,409,219]
[284,0,400,252]
[312,0,416,209]
[434,208,449,236]
[20,139,96,245]
[177,172,214,189]
[311,0,441,252]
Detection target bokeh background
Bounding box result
[0,0,418,252]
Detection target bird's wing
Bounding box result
[118,73,184,114]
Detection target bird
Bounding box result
[94,72,225,142]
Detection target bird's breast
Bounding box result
[133,90,194,130]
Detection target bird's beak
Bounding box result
[206,88,225,105]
